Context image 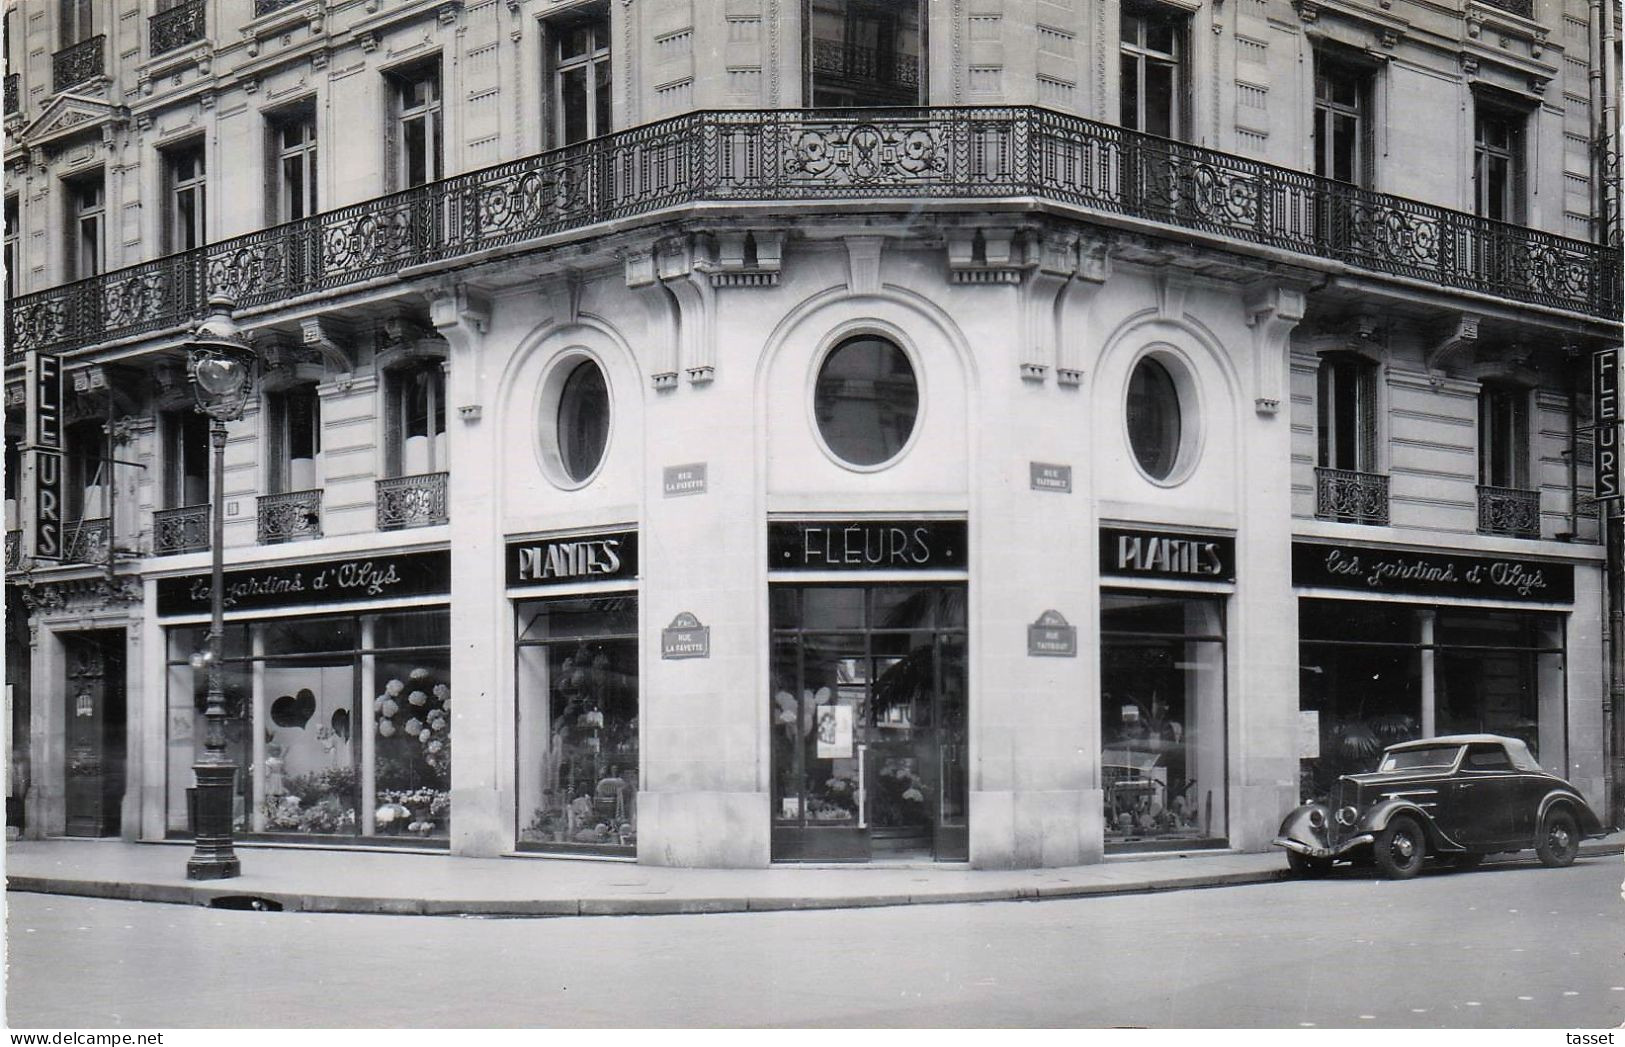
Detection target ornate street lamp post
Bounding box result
[184,297,255,880]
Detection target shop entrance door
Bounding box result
[770,585,967,862]
[62,630,126,837]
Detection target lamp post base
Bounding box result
[186,762,241,880]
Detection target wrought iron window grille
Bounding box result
[257,489,322,545]
[1315,467,1390,526]
[152,503,211,555]
[1476,484,1541,539]
[150,0,206,57]
[52,35,104,93]
[376,472,449,530]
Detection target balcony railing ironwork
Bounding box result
[4,73,19,116]
[253,0,301,16]
[153,503,211,555]
[150,0,206,56]
[257,489,322,544]
[1475,0,1533,17]
[811,39,921,88]
[5,530,19,571]
[62,517,111,565]
[1476,484,1541,538]
[8,107,1619,366]
[1315,467,1390,526]
[376,472,449,531]
[52,35,104,93]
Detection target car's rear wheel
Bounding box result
[1535,808,1579,868]
[1287,851,1334,878]
[1446,853,1484,871]
[1372,815,1426,879]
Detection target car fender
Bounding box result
[1537,788,1606,837]
[1275,803,1332,852]
[1358,800,1447,848]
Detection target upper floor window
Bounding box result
[551,11,610,146]
[59,0,94,47]
[389,61,442,190]
[65,171,104,280]
[160,407,209,510]
[162,140,206,254]
[1316,353,1380,473]
[1478,383,1530,490]
[64,416,105,521]
[269,107,318,224]
[1120,2,1185,139]
[1474,104,1526,224]
[266,384,321,493]
[807,0,924,108]
[1313,54,1374,187]
[4,196,18,299]
[384,360,446,477]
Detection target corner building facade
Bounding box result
[4,0,1619,867]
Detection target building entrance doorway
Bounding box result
[769,584,967,862]
[62,629,126,837]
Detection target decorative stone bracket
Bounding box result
[626,234,724,388]
[1245,284,1307,415]
[427,282,491,420]
[1424,312,1482,383]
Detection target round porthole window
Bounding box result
[1126,356,1182,481]
[555,358,610,484]
[813,335,919,468]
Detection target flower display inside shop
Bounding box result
[376,666,451,781]
[375,664,452,835]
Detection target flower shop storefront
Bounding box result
[508,529,641,857]
[1292,541,1575,802]
[157,550,452,844]
[767,519,970,863]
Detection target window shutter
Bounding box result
[1180,18,1194,143]
[1358,362,1379,471]
[1359,76,1377,189]
[383,370,402,478]
[265,392,286,493]
[1316,362,1332,467]
[1511,119,1528,225]
[383,78,400,194]
[263,123,280,225]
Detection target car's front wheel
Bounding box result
[1535,808,1579,868]
[1372,815,1426,879]
[1287,851,1334,878]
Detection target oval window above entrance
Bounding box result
[1126,356,1182,482]
[814,335,919,468]
[556,359,610,484]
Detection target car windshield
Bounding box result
[1379,745,1463,772]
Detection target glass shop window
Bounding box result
[1100,592,1226,851]
[164,610,452,840]
[515,595,640,855]
[1434,609,1564,770]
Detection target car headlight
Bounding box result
[1335,806,1358,828]
[1307,808,1326,830]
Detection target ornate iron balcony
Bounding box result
[1475,0,1533,17]
[377,472,449,531]
[62,517,111,564]
[811,39,921,88]
[5,529,19,571]
[4,74,19,116]
[8,107,1619,366]
[52,35,104,93]
[1477,484,1541,539]
[1315,467,1390,526]
[254,0,301,16]
[152,503,211,555]
[150,0,206,57]
[258,489,322,544]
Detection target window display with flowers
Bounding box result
[165,609,450,842]
[515,595,640,855]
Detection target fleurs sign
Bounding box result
[506,529,638,588]
[769,520,966,571]
[157,550,451,616]
[29,353,63,562]
[661,612,710,659]
[1100,527,1235,583]
[1028,609,1077,657]
[1595,348,1619,500]
[1291,542,1574,603]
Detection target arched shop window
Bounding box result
[814,335,919,467]
[556,359,610,483]
[163,610,452,840]
[1125,356,1182,481]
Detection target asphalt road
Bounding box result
[7,855,1624,1028]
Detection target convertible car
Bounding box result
[1274,734,1607,879]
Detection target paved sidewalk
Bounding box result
[6,833,1621,918]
